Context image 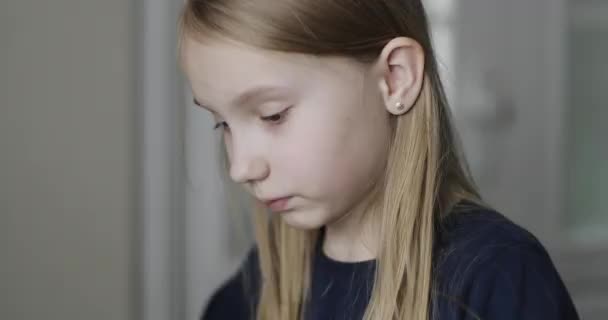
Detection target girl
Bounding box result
[178,0,580,319]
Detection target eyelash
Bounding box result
[213,121,228,130]
[213,107,291,130]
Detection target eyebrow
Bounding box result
[192,85,291,111]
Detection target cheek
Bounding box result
[274,126,328,185]
[275,107,387,201]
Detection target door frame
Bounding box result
[136,0,186,319]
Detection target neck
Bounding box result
[322,200,380,263]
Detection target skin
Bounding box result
[180,35,424,262]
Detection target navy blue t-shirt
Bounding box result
[201,202,580,319]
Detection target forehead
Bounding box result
[181,37,318,105]
[180,36,369,110]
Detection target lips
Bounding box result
[262,196,292,212]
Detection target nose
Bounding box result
[228,140,270,184]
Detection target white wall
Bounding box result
[0,1,135,319]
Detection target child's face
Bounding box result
[181,37,392,230]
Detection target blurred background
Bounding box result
[1,0,606,319]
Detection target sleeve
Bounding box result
[438,244,580,320]
[200,247,260,320]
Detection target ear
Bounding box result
[375,37,425,115]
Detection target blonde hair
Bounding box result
[178,1,482,319]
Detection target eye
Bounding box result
[261,107,291,125]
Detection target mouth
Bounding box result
[262,196,293,212]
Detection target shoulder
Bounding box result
[200,247,261,320]
[434,201,545,265]
[432,202,580,320]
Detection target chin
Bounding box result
[278,207,328,230]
